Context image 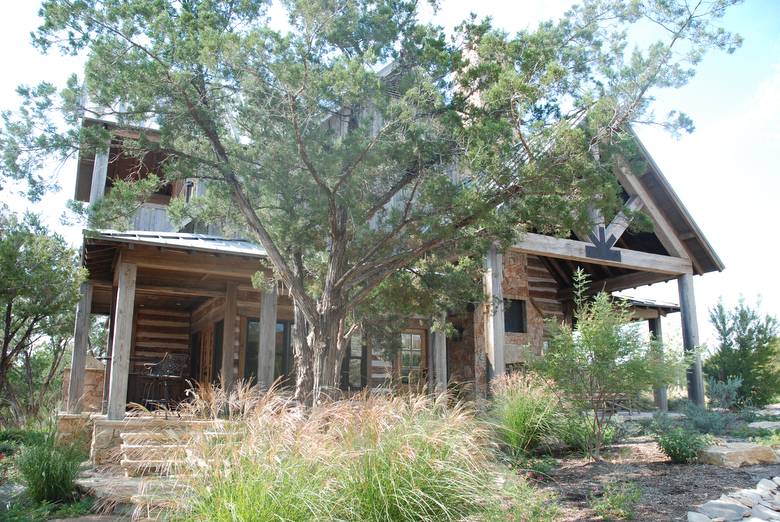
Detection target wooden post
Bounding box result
[649,317,668,412]
[484,244,505,381]
[678,272,705,406]
[67,282,93,413]
[431,313,447,394]
[102,287,117,414]
[220,283,238,388]
[106,262,136,420]
[257,285,278,390]
[89,145,110,204]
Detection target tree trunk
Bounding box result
[292,300,314,404]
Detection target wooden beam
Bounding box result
[483,244,505,381]
[121,247,266,279]
[432,313,447,394]
[257,286,278,390]
[93,281,223,299]
[220,283,238,387]
[604,195,644,243]
[557,271,674,300]
[649,317,668,412]
[513,233,692,275]
[106,262,136,420]
[678,273,705,406]
[614,158,691,261]
[67,282,93,413]
[89,145,109,204]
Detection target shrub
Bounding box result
[706,376,742,409]
[655,427,712,463]
[172,385,543,522]
[491,373,561,456]
[558,413,621,454]
[589,481,642,520]
[15,433,82,503]
[705,300,780,407]
[682,402,732,435]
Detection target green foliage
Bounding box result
[0,496,94,522]
[705,300,780,407]
[176,389,535,522]
[0,208,85,425]
[491,373,562,455]
[535,269,685,457]
[589,481,642,520]
[655,427,712,464]
[15,433,83,504]
[558,414,621,454]
[0,0,744,396]
[706,375,743,409]
[682,401,733,435]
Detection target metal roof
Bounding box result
[615,294,680,314]
[85,230,267,258]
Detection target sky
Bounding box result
[0,1,778,351]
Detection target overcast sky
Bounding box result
[1,1,778,350]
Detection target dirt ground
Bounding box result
[538,436,780,521]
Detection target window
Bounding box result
[340,333,366,390]
[243,320,292,385]
[504,299,527,333]
[399,331,424,384]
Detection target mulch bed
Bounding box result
[537,436,780,521]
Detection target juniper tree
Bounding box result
[0,0,741,400]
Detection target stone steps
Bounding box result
[689,476,780,521]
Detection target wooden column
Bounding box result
[106,262,136,420]
[649,317,668,412]
[678,272,705,406]
[101,287,117,414]
[431,314,447,394]
[484,244,505,381]
[67,282,93,413]
[257,285,278,390]
[89,145,110,204]
[220,283,238,388]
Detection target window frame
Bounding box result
[504,298,528,333]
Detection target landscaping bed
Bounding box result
[540,435,780,521]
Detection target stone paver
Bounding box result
[699,442,778,467]
[690,476,780,521]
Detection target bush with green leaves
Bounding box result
[706,375,743,409]
[655,427,712,463]
[15,433,83,503]
[590,481,642,520]
[535,269,685,458]
[491,372,562,456]
[705,300,780,407]
[558,413,621,454]
[682,401,733,435]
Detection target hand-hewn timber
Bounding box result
[513,233,692,275]
[67,282,93,413]
[483,244,505,380]
[649,317,669,412]
[88,145,109,204]
[678,272,705,406]
[220,284,238,388]
[257,286,277,389]
[107,262,137,420]
[432,313,447,393]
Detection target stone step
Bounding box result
[120,431,195,445]
[121,443,189,461]
[120,458,189,477]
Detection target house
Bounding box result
[61,115,721,435]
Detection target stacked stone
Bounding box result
[689,477,780,521]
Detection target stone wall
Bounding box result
[61,365,106,412]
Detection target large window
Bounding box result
[243,320,292,385]
[504,299,527,333]
[399,331,425,384]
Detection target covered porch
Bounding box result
[65,231,291,420]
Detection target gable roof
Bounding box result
[629,130,724,275]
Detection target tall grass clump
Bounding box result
[15,432,82,503]
[165,382,553,521]
[491,372,561,456]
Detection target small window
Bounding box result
[340,333,366,390]
[504,299,527,333]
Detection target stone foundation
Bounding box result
[61,364,106,412]
[55,412,95,453]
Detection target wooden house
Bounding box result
[63,117,722,422]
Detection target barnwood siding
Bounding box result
[132,308,191,374]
